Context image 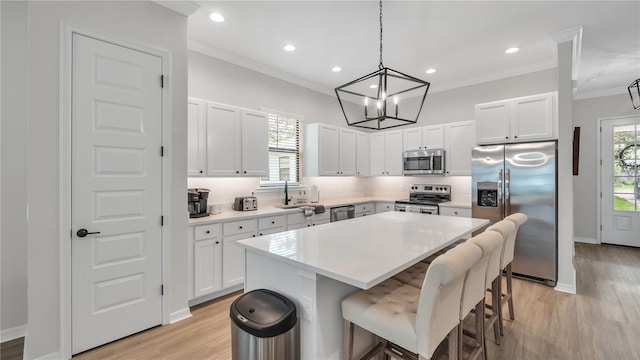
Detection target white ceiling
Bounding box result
[187,1,640,100]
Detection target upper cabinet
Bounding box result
[371,130,403,176]
[356,131,370,176]
[444,121,475,176]
[188,97,268,177]
[475,92,556,145]
[402,125,444,151]
[187,98,207,176]
[305,124,356,176]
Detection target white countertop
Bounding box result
[237,211,488,289]
[188,196,401,225]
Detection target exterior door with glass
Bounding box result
[601,116,640,247]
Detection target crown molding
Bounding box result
[550,26,583,80]
[152,1,200,17]
[573,86,628,100]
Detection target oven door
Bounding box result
[403,150,432,175]
[431,150,446,175]
[404,205,438,215]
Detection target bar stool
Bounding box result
[341,242,482,360]
[458,232,501,360]
[503,213,528,322]
[468,231,503,360]
[485,220,516,337]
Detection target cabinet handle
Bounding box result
[271,221,275,224]
[239,226,243,229]
[252,234,256,237]
[215,241,220,244]
[236,170,240,174]
[259,233,263,236]
[454,211,458,215]
[514,135,518,139]
[205,230,210,234]
[505,136,509,139]
[199,170,203,174]
[244,171,247,174]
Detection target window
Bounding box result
[260,111,302,186]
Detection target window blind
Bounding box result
[261,113,301,185]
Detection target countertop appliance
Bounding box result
[395,184,451,214]
[233,196,258,211]
[330,205,355,222]
[472,141,557,286]
[188,188,210,218]
[403,149,445,175]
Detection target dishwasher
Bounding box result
[330,205,355,222]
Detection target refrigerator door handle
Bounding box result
[498,169,504,217]
[505,168,511,215]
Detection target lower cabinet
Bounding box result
[355,202,374,217]
[287,211,330,229]
[193,224,222,298]
[222,219,257,289]
[439,206,471,217]
[375,202,395,213]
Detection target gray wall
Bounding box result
[1,0,28,337]
[573,94,638,241]
[19,1,188,358]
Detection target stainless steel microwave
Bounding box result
[403,149,445,175]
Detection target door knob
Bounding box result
[76,229,100,238]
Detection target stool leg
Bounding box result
[343,320,354,360]
[498,273,504,336]
[506,263,514,320]
[449,326,459,360]
[476,300,486,360]
[491,278,501,345]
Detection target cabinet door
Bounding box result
[423,125,445,149]
[511,93,553,142]
[319,125,340,176]
[356,132,370,176]
[241,110,269,177]
[370,133,386,176]
[403,127,423,151]
[339,128,357,176]
[194,238,222,298]
[187,98,207,176]
[475,100,510,144]
[385,131,403,175]
[445,121,475,176]
[206,102,241,176]
[222,232,255,288]
[375,202,394,213]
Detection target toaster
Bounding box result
[233,196,258,211]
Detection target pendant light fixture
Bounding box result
[335,0,430,130]
[628,78,640,110]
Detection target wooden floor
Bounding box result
[70,243,640,360]
[0,338,24,360]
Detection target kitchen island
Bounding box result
[236,211,489,359]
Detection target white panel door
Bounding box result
[511,93,553,142]
[601,117,640,247]
[339,128,356,176]
[319,125,340,176]
[187,98,206,176]
[356,131,370,176]
[423,125,445,149]
[475,100,510,144]
[194,238,222,298]
[241,109,269,177]
[403,127,423,151]
[207,102,241,177]
[370,133,386,175]
[71,34,163,354]
[445,121,475,176]
[223,233,253,288]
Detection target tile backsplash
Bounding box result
[187,176,472,211]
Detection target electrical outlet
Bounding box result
[301,295,313,320]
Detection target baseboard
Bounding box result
[169,308,192,324]
[554,270,577,295]
[575,236,598,244]
[188,285,243,307]
[29,350,61,360]
[1,324,27,342]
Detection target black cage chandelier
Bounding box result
[335,0,430,130]
[628,78,640,110]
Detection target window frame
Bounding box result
[259,108,304,188]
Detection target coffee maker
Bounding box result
[188,188,210,218]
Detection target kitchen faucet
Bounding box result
[284,180,292,205]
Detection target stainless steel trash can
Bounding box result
[230,289,298,360]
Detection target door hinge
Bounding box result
[160,75,164,88]
[600,224,603,231]
[161,216,164,226]
[600,192,602,198]
[600,159,602,165]
[599,127,602,133]
[161,285,164,296]
[161,146,164,157]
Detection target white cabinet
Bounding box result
[439,206,471,218]
[187,98,207,176]
[402,125,444,151]
[222,219,257,288]
[355,202,374,217]
[305,124,357,176]
[445,121,475,176]
[258,215,287,236]
[188,97,268,177]
[356,131,370,176]
[371,131,403,176]
[475,92,556,145]
[192,224,222,298]
[287,211,330,229]
[375,202,394,213]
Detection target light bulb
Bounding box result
[364,97,369,106]
[394,97,399,104]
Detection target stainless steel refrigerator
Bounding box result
[472,141,557,286]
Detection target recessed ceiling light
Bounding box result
[369,84,378,89]
[284,44,296,52]
[505,47,520,54]
[209,12,225,23]
[332,66,342,72]
[425,68,436,74]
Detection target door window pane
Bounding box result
[613,124,639,211]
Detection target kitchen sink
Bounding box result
[273,204,309,209]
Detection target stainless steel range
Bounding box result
[395,184,451,214]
